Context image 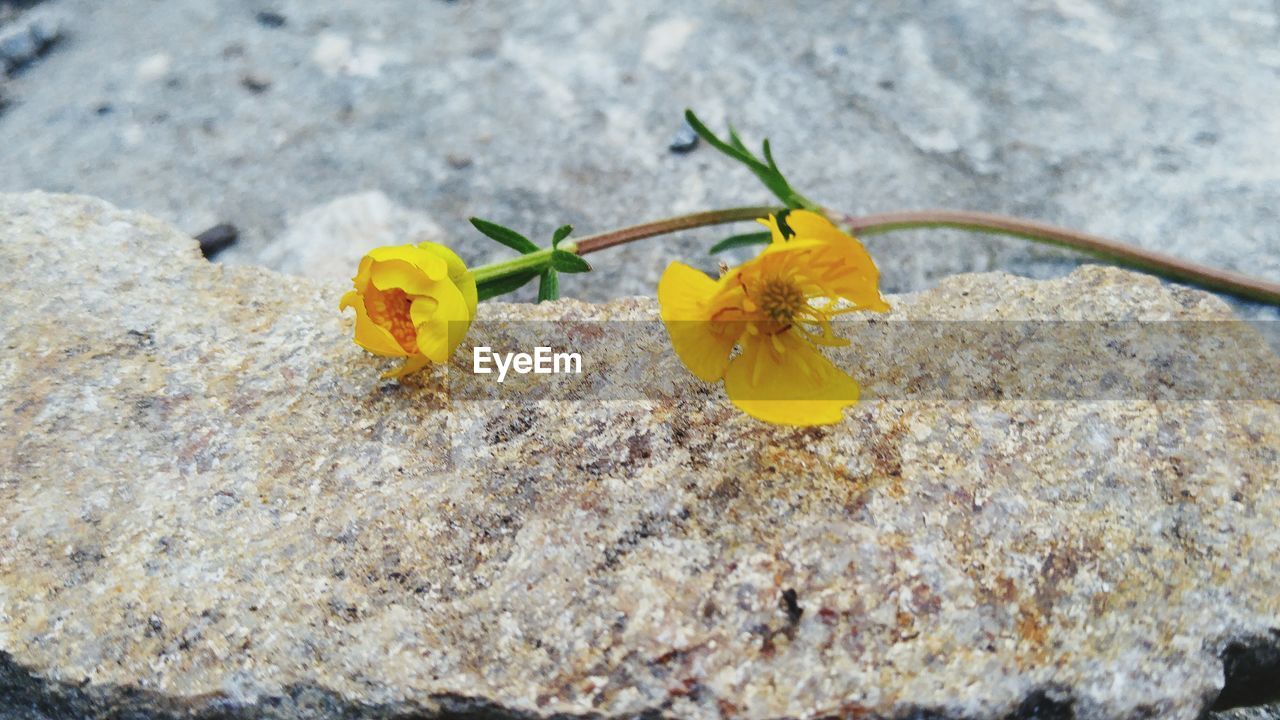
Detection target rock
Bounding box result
[0,6,61,76]
[193,222,239,257]
[2,192,1278,719]
[255,10,286,29]
[668,120,699,154]
[0,2,1277,318]
[225,190,445,281]
[239,72,271,94]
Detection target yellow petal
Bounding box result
[368,245,448,282]
[457,270,478,320]
[352,255,374,292]
[418,242,478,321]
[811,241,890,312]
[370,258,442,296]
[723,332,859,426]
[410,279,471,363]
[754,235,889,314]
[757,214,789,244]
[382,354,432,380]
[658,262,740,382]
[347,293,409,357]
[784,209,851,246]
[418,241,468,281]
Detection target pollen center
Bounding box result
[366,288,418,353]
[757,278,806,323]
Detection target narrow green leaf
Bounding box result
[551,249,592,273]
[684,110,768,172]
[708,231,772,254]
[774,209,795,238]
[551,224,573,248]
[537,269,560,302]
[469,217,540,255]
[476,270,539,300]
[685,110,814,210]
[727,125,752,156]
[762,138,779,173]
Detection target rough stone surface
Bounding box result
[0,1,1278,317]
[3,193,1279,719]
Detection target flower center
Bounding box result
[757,278,806,323]
[366,288,418,353]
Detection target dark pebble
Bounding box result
[780,588,803,624]
[446,153,473,170]
[255,11,286,28]
[195,224,239,258]
[240,73,271,93]
[668,121,699,154]
[0,13,62,77]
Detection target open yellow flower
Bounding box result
[658,210,889,425]
[340,241,478,379]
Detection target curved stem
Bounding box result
[572,206,780,255]
[831,209,1280,306]
[474,205,1280,306]
[471,247,554,286]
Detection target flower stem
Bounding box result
[832,209,1280,306]
[572,206,780,255]
[471,247,555,286]
[472,205,1280,306]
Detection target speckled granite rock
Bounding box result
[1,192,1278,719]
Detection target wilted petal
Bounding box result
[658,262,740,382]
[723,332,859,426]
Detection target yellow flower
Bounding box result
[339,241,478,379]
[658,210,889,425]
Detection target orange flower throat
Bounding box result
[366,288,417,354]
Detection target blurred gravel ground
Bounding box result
[0,0,1278,317]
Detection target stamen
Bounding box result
[756,277,806,322]
[365,288,418,353]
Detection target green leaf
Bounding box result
[727,125,752,156]
[684,110,767,172]
[476,270,539,300]
[762,138,779,173]
[537,269,560,302]
[470,217,540,255]
[551,224,573,248]
[684,110,812,210]
[551,249,592,273]
[708,231,772,254]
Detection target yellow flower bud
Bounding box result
[339,241,478,379]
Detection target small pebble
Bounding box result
[240,73,271,93]
[256,11,287,29]
[195,224,239,258]
[0,10,61,77]
[668,121,699,154]
[0,28,38,74]
[446,153,473,170]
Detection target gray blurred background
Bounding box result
[2,0,1278,319]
